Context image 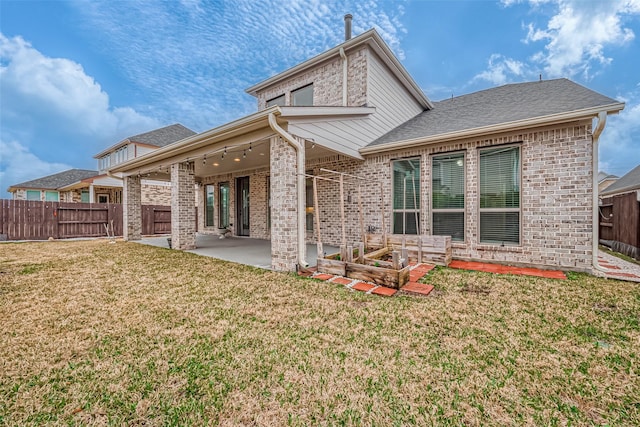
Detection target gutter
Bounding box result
[268,112,309,269]
[339,48,348,106]
[592,111,608,273]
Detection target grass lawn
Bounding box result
[1,240,638,426]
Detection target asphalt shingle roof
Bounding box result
[128,123,196,147]
[368,78,620,147]
[10,169,98,190]
[601,164,640,196]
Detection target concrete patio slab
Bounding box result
[136,234,337,270]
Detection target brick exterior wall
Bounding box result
[123,176,142,240]
[141,181,171,205]
[256,46,368,109]
[269,136,300,271]
[171,161,196,250]
[302,121,595,272]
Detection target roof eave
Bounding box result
[360,102,625,155]
[279,106,375,119]
[600,185,640,198]
[109,107,281,174]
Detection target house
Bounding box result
[599,164,640,260]
[598,171,619,193]
[109,16,625,273]
[8,124,196,204]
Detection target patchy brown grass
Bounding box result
[1,240,638,426]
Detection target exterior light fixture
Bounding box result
[203,155,207,165]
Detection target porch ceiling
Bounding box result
[109,107,368,180]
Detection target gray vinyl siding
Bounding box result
[366,50,424,138]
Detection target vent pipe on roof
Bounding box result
[344,14,353,40]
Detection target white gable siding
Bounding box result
[366,51,424,137]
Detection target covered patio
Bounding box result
[137,234,337,270]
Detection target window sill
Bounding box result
[476,244,522,253]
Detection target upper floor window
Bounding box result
[266,94,285,107]
[114,146,128,165]
[292,84,313,106]
[479,145,521,245]
[99,155,111,171]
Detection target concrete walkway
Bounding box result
[596,249,640,282]
[137,234,337,270]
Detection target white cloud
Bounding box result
[0,139,72,193]
[472,54,528,85]
[599,92,640,177]
[75,0,407,129]
[476,1,640,85]
[0,33,159,139]
[524,0,639,79]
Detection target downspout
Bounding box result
[339,48,348,106]
[592,111,608,273]
[268,112,309,269]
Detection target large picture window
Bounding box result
[218,182,230,229]
[205,184,215,227]
[479,146,521,245]
[432,153,465,241]
[392,158,420,234]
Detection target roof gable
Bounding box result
[93,124,196,158]
[366,79,623,150]
[245,29,433,110]
[8,169,98,192]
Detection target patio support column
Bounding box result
[170,161,196,250]
[123,175,142,241]
[270,135,300,271]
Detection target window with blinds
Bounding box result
[432,153,465,241]
[392,158,420,234]
[479,145,521,245]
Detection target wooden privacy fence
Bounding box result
[599,192,640,260]
[0,200,173,241]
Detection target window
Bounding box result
[114,146,128,165]
[44,191,59,202]
[266,176,271,230]
[99,155,111,171]
[306,171,314,231]
[218,182,230,229]
[205,184,215,227]
[26,190,40,201]
[479,146,521,245]
[432,153,465,241]
[81,190,90,203]
[114,190,122,204]
[266,94,285,107]
[292,84,313,106]
[98,194,109,204]
[392,158,421,234]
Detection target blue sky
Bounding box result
[1,0,639,197]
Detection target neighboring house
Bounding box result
[110,18,624,273]
[598,171,619,193]
[8,124,196,204]
[599,164,640,260]
[8,169,100,202]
